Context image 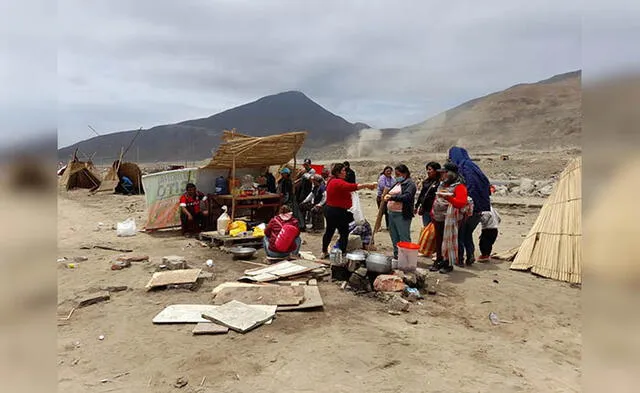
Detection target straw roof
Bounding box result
[59,159,101,191]
[202,130,307,169]
[510,157,582,283]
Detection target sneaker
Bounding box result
[439,264,453,274]
[477,255,490,262]
[465,257,475,266]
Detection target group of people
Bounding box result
[177,148,500,273]
[372,147,501,274]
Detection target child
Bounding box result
[477,206,500,261]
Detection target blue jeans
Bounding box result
[263,236,301,258]
[388,211,412,259]
[458,212,481,262]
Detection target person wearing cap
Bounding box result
[429,163,469,273]
[300,174,327,231]
[343,161,356,184]
[277,167,294,206]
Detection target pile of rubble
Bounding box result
[491,177,556,197]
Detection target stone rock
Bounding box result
[116,254,149,263]
[346,235,363,252]
[402,272,417,288]
[348,272,372,292]
[405,317,419,325]
[77,291,110,308]
[518,178,535,194]
[414,268,428,289]
[72,256,88,262]
[162,255,187,270]
[388,295,410,312]
[104,285,128,292]
[111,260,131,270]
[373,275,405,292]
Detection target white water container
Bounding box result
[216,206,231,235]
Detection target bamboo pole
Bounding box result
[231,131,237,221]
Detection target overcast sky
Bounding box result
[2,1,639,148]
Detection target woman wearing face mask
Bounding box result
[383,164,417,260]
[415,162,441,227]
[429,163,469,274]
[377,166,395,229]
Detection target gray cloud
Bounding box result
[7,0,613,147]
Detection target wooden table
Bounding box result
[210,193,283,224]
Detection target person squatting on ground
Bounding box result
[448,146,491,265]
[429,163,469,274]
[321,163,376,258]
[415,161,441,227]
[179,183,209,236]
[263,205,302,259]
[300,174,327,231]
[384,164,417,260]
[478,205,501,261]
[377,166,395,229]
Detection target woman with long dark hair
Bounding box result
[415,162,441,227]
[383,164,417,260]
[376,166,395,229]
[321,163,376,258]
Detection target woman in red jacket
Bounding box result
[429,163,469,274]
[321,163,376,258]
[263,205,301,259]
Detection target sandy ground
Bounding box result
[57,172,581,393]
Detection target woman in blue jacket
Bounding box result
[448,147,491,266]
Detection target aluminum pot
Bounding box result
[346,252,366,272]
[366,253,392,273]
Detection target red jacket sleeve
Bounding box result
[179,195,187,205]
[447,184,468,209]
[335,179,359,192]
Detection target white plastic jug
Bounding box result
[217,206,231,236]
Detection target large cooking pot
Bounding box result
[366,253,392,273]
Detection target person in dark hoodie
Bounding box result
[343,161,356,184]
[383,164,417,260]
[415,162,441,227]
[448,147,491,265]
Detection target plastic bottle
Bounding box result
[216,206,231,236]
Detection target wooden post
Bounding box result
[230,129,236,221]
[373,187,390,235]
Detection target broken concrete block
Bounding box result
[77,291,110,308]
[355,267,368,277]
[162,256,187,270]
[116,254,149,263]
[388,295,410,312]
[373,275,405,292]
[307,279,318,286]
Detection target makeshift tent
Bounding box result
[59,158,101,191]
[202,130,307,220]
[510,157,582,283]
[94,160,144,194]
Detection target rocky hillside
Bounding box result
[334,71,581,159]
[58,91,369,163]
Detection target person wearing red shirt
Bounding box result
[429,163,469,273]
[321,163,376,258]
[179,183,209,236]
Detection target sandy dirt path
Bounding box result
[57,189,580,393]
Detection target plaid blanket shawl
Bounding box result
[442,197,474,266]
